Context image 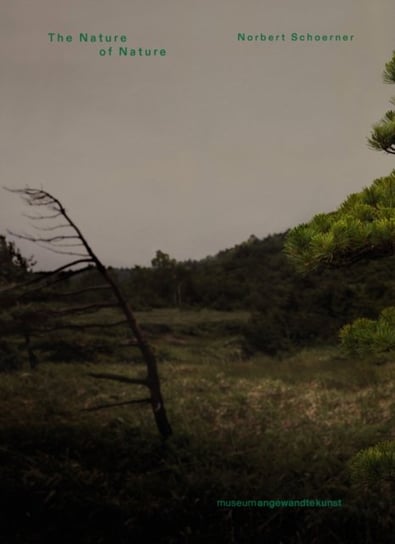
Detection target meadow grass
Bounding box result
[0,313,394,543]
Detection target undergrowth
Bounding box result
[0,345,394,543]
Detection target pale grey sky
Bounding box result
[1,0,395,268]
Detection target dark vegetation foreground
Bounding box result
[0,310,394,544]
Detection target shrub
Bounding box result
[349,440,395,486]
[243,312,293,355]
[0,340,23,372]
[339,307,395,359]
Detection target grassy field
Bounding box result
[0,309,394,543]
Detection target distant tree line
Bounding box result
[3,223,395,358]
[55,234,394,355]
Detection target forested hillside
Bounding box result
[3,226,395,359]
[103,232,395,353]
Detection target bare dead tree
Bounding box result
[4,187,172,439]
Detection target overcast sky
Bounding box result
[1,0,395,269]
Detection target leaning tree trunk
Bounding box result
[97,263,172,438]
[5,188,172,438]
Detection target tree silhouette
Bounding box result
[3,188,172,439]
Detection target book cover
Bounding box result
[1,1,394,542]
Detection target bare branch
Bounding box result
[119,339,141,347]
[88,372,148,386]
[7,231,79,243]
[30,320,128,333]
[14,266,96,299]
[32,285,112,298]
[42,265,95,283]
[8,187,101,267]
[23,212,62,220]
[24,200,59,208]
[32,242,88,258]
[47,302,118,316]
[30,223,72,232]
[82,398,151,412]
[0,259,94,294]
[42,243,84,248]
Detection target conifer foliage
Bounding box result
[285,51,395,270]
[284,171,395,269]
[285,51,395,362]
[369,52,395,154]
